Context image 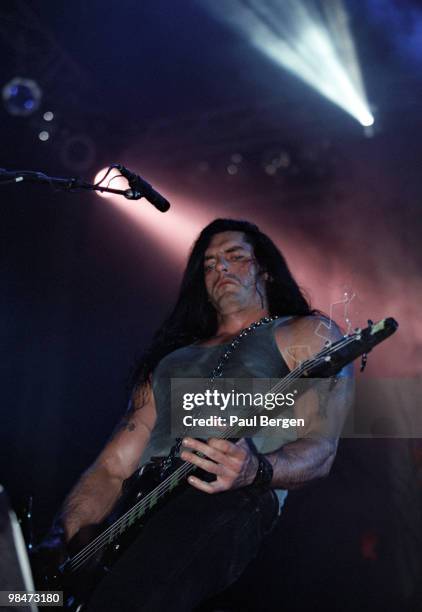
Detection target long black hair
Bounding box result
[131,218,314,397]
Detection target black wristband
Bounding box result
[251,453,273,490]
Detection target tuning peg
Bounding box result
[367,319,373,326]
[360,353,368,372]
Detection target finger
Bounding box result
[182,437,211,455]
[206,438,236,454]
[182,438,239,469]
[208,438,247,462]
[180,450,225,476]
[187,475,224,494]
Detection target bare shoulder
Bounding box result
[275,315,344,370]
[289,314,342,340]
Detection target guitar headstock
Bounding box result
[300,317,398,378]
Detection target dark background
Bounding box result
[1,1,422,610]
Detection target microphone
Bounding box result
[116,164,170,213]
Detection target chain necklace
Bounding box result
[209,315,279,381]
[165,314,279,464]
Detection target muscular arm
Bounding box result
[267,315,354,489]
[265,437,336,489]
[61,386,156,542]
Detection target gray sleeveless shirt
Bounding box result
[140,316,295,508]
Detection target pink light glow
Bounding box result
[93,167,220,268]
[92,168,418,376]
[94,167,128,198]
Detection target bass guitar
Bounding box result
[33,317,398,610]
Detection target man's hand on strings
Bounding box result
[181,437,259,493]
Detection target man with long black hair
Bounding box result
[43,219,352,611]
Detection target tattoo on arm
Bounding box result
[113,416,137,435]
[268,438,335,489]
[112,384,153,436]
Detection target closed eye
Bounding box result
[203,250,253,272]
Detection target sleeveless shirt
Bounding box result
[140,316,295,508]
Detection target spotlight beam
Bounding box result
[204,0,374,126]
[93,167,216,266]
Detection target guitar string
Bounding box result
[68,333,359,572]
[68,332,358,571]
[68,366,304,572]
[68,333,358,572]
[67,354,317,571]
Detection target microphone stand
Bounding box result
[0,166,148,201]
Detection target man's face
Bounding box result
[203,231,267,313]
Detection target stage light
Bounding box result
[93,167,218,266]
[94,167,128,198]
[38,130,49,142]
[43,111,54,121]
[2,77,42,116]
[360,114,374,127]
[204,0,373,127]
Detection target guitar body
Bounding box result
[34,459,189,610]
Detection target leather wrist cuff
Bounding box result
[251,453,273,490]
